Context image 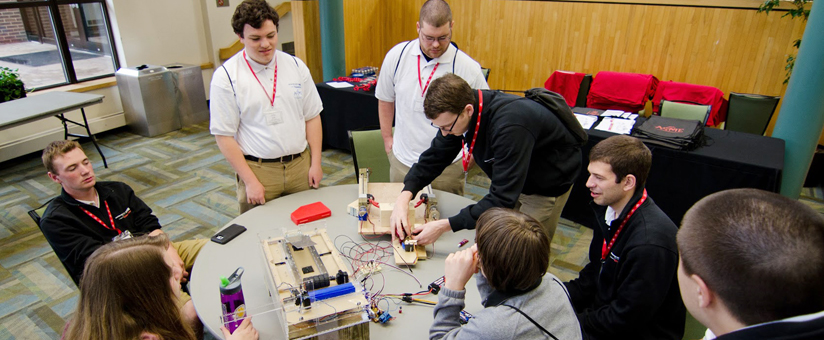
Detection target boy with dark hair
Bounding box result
[391,73,581,248]
[211,0,324,214]
[430,207,581,340]
[565,135,685,340]
[678,188,824,340]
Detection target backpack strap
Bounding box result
[500,304,560,340]
[392,40,414,86]
[221,64,242,115]
[524,88,589,146]
[451,42,458,73]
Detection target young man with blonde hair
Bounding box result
[565,135,684,340]
[39,140,205,332]
[678,188,824,340]
[431,207,581,340]
[375,0,488,195]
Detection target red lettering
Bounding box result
[655,125,684,133]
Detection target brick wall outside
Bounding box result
[0,8,26,44]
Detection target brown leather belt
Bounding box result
[244,153,301,163]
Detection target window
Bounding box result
[0,0,119,90]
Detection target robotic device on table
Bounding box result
[260,227,369,340]
[347,169,439,265]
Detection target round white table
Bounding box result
[190,184,480,339]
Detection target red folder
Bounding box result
[291,202,331,225]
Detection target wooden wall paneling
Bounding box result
[293,0,323,83]
[342,1,805,134]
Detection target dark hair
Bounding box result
[678,188,824,325]
[419,0,452,27]
[589,135,651,190]
[232,0,280,37]
[64,233,195,340]
[424,73,474,120]
[475,208,549,293]
[42,140,83,174]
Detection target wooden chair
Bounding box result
[725,92,780,135]
[660,100,711,125]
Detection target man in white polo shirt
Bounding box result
[210,0,323,213]
[375,0,488,195]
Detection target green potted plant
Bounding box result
[0,66,26,103]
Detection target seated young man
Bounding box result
[564,135,685,340]
[39,140,206,330]
[678,188,824,340]
[430,207,582,340]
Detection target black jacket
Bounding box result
[716,312,824,340]
[564,189,685,340]
[403,90,582,231]
[39,181,161,284]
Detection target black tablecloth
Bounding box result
[315,84,785,227]
[562,125,785,227]
[317,83,380,150]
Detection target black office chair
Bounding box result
[28,198,78,286]
[575,74,593,108]
[28,198,53,228]
[725,92,780,135]
[481,68,490,81]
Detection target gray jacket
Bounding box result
[431,272,582,340]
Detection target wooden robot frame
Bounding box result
[347,169,439,265]
[261,227,369,339]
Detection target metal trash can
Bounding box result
[115,65,180,137]
[164,63,209,126]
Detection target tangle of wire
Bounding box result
[333,234,436,318]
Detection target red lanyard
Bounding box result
[78,201,122,234]
[243,51,278,107]
[417,55,439,97]
[462,90,483,172]
[601,189,647,261]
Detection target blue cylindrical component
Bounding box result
[308,282,355,302]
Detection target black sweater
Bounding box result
[716,312,824,340]
[565,189,685,340]
[403,90,582,231]
[40,181,161,284]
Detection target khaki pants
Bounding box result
[237,149,311,214]
[388,151,465,195]
[514,186,573,244]
[171,238,207,308]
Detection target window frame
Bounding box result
[0,0,120,90]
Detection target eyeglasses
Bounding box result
[420,29,451,44]
[430,114,460,133]
[421,34,449,44]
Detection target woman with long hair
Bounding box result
[63,234,257,340]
